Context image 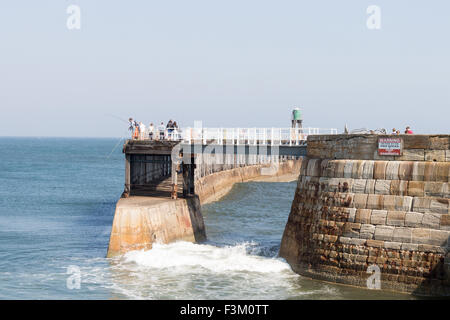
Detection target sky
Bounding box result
[0,0,449,137]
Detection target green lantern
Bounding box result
[293,108,302,120]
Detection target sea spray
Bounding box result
[121,241,292,273]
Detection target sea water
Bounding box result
[0,138,411,299]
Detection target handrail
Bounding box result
[134,127,338,145]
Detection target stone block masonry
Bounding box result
[280,134,450,296]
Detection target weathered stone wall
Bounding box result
[280,135,450,295]
[308,134,450,161]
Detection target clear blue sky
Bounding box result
[0,1,449,137]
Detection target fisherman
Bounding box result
[128,118,135,138]
[132,119,140,140]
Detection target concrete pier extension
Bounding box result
[280,134,450,295]
[107,196,205,257]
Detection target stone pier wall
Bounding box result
[280,134,450,295]
[196,159,303,204]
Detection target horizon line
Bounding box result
[0,135,126,139]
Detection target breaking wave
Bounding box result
[121,241,291,273]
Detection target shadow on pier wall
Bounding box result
[186,194,207,243]
[411,237,450,297]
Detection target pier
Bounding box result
[122,126,337,200]
[110,124,450,296]
[107,125,335,258]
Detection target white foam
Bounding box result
[122,241,292,274]
[84,242,347,299]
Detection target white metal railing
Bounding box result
[133,127,338,145]
[134,128,182,141]
[180,127,338,145]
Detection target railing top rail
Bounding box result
[132,126,338,144]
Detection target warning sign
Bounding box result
[378,137,402,156]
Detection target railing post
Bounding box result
[171,160,178,200]
[271,128,274,146]
[289,128,292,146]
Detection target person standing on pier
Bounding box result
[405,126,414,134]
[148,123,154,140]
[139,122,146,140]
[158,122,165,140]
[173,121,179,140]
[132,119,140,140]
[166,120,174,140]
[128,118,135,138]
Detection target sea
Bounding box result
[0,137,412,299]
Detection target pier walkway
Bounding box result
[123,127,338,200]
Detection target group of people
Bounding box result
[128,118,181,140]
[391,126,414,135]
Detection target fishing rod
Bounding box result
[104,113,131,159]
[105,113,130,124]
[106,133,127,159]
